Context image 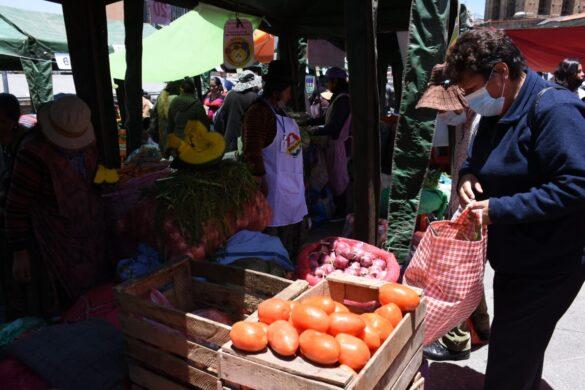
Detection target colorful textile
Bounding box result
[404,208,487,345]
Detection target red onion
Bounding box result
[333,255,350,269]
[333,241,351,257]
[369,267,382,279]
[322,263,335,275]
[378,270,387,280]
[322,254,334,265]
[359,267,370,277]
[314,267,326,278]
[344,267,360,276]
[372,259,387,270]
[349,261,361,269]
[360,254,374,268]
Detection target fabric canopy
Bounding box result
[109,4,262,83]
[253,30,275,64]
[505,26,585,72]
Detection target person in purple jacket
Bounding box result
[445,29,585,390]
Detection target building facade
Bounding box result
[485,0,585,20]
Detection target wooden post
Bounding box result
[124,0,145,155]
[278,32,304,112]
[61,0,120,168]
[344,0,381,245]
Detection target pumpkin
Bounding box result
[167,120,225,166]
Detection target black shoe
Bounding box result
[423,341,470,362]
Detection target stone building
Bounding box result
[485,0,585,20]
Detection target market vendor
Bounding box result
[4,95,110,319]
[446,29,585,390]
[242,60,308,261]
[415,64,490,362]
[309,67,351,216]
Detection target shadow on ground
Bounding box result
[424,361,555,390]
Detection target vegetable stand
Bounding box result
[219,274,426,389]
[114,257,309,389]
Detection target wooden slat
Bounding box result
[173,261,195,311]
[128,361,190,390]
[409,377,424,390]
[389,347,423,390]
[191,261,293,296]
[290,279,330,302]
[351,300,425,389]
[369,326,424,390]
[246,280,309,322]
[119,315,218,371]
[219,351,340,390]
[117,293,231,346]
[191,281,265,315]
[126,338,217,390]
[115,258,188,297]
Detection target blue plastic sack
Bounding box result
[215,230,294,271]
[116,243,162,281]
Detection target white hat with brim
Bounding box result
[38,95,95,150]
[233,70,263,92]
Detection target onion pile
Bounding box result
[299,237,400,285]
[118,190,272,261]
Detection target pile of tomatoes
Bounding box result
[229,282,420,372]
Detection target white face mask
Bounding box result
[465,70,506,117]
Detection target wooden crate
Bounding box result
[114,257,309,390]
[220,273,425,390]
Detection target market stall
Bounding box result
[4,0,455,388]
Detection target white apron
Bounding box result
[262,103,308,227]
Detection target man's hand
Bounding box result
[469,200,491,225]
[459,174,484,207]
[13,250,31,283]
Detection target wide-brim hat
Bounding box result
[416,63,467,111]
[38,95,95,150]
[233,70,262,92]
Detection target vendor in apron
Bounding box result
[242,60,308,262]
[309,67,351,217]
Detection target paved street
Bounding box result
[426,265,585,390]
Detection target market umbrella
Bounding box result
[254,30,275,64]
[109,4,262,83]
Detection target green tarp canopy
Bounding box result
[0,5,156,108]
[109,4,261,83]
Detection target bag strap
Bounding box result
[528,85,565,130]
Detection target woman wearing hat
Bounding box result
[4,95,110,319]
[242,60,308,261]
[309,67,352,216]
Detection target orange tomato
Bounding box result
[302,296,336,314]
[359,323,382,352]
[328,312,366,336]
[258,322,269,335]
[291,304,330,333]
[361,313,393,341]
[336,334,371,371]
[375,303,403,327]
[379,283,420,312]
[230,321,268,352]
[268,320,299,357]
[333,301,350,313]
[299,329,340,365]
[258,298,291,324]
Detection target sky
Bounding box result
[0,0,487,19]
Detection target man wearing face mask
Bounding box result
[446,30,585,390]
[416,64,490,361]
[242,60,308,262]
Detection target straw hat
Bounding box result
[38,95,95,150]
[416,64,467,112]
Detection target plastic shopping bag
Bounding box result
[404,208,487,345]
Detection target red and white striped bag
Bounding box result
[404,208,487,345]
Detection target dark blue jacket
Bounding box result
[461,69,585,274]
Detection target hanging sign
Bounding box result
[223,18,255,69]
[149,0,171,25]
[55,52,72,70]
